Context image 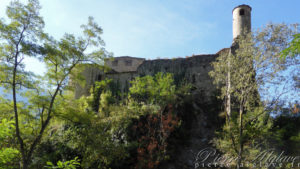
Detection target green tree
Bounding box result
[41,72,185,169]
[45,157,81,169]
[0,0,107,168]
[209,24,298,168]
[210,33,263,168]
[255,24,299,104]
[281,32,300,91]
[282,33,300,58]
[129,72,176,105]
[0,119,20,169]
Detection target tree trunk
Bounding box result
[226,49,232,121]
[237,101,244,169]
[226,71,231,120]
[21,158,29,169]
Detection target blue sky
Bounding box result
[0,0,299,74]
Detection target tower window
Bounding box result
[112,60,118,66]
[239,9,245,16]
[97,75,102,81]
[125,60,132,66]
[192,74,196,83]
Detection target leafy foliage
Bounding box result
[0,0,108,168]
[208,27,297,168]
[131,104,180,169]
[281,33,300,58]
[45,157,81,169]
[0,119,20,169]
[129,72,176,105]
[35,72,186,169]
[272,113,300,153]
[0,1,298,168]
[213,107,273,166]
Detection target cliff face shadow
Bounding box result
[158,93,224,169]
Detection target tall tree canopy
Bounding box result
[0,0,108,168]
[209,24,299,168]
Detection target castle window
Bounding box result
[125,60,132,66]
[97,75,102,81]
[112,60,118,66]
[192,74,196,83]
[239,9,245,16]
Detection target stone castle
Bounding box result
[75,4,252,102]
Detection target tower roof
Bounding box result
[232,4,252,13]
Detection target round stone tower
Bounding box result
[232,4,252,40]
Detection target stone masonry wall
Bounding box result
[137,54,218,102]
[74,50,230,104]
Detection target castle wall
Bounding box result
[105,56,145,73]
[74,65,104,99]
[136,55,218,101]
[106,71,139,93]
[74,53,224,104]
